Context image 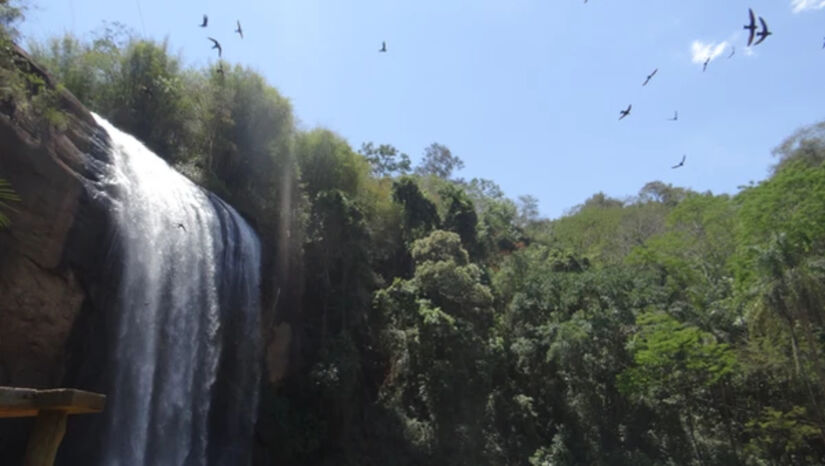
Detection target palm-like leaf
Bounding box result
[0,178,20,228]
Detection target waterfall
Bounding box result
[92,114,262,466]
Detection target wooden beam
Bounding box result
[24,410,68,466]
[0,387,105,418]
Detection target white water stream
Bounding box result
[93,114,261,465]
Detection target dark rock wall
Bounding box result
[0,45,114,463]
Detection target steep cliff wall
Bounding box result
[0,44,113,388]
[0,44,115,461]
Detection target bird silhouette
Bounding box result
[744,9,757,46]
[754,16,771,46]
[200,14,208,28]
[728,46,735,58]
[235,20,243,38]
[642,68,658,86]
[669,111,678,121]
[177,223,187,231]
[208,37,222,57]
[822,37,825,49]
[379,41,387,52]
[619,104,631,120]
[703,57,710,72]
[672,155,686,169]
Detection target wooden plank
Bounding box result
[23,410,68,466]
[0,387,105,418]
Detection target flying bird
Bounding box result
[728,46,735,58]
[754,16,772,46]
[379,41,387,52]
[672,155,686,169]
[669,111,678,121]
[176,223,187,231]
[619,104,631,120]
[642,68,658,86]
[744,9,757,46]
[703,57,710,72]
[822,37,825,49]
[208,37,222,57]
[200,14,208,28]
[235,20,243,38]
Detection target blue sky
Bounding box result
[19,0,825,218]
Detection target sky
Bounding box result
[18,0,825,218]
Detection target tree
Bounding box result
[637,181,691,206]
[746,234,825,444]
[392,177,440,242]
[516,195,540,227]
[771,120,825,174]
[438,184,479,255]
[0,0,24,39]
[360,142,411,177]
[618,311,738,464]
[374,231,494,465]
[627,193,736,317]
[297,129,369,199]
[415,143,464,179]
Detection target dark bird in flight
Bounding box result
[200,14,208,28]
[177,223,187,231]
[754,16,772,46]
[208,37,222,57]
[235,20,243,38]
[728,46,735,58]
[669,111,678,121]
[744,9,757,46]
[619,104,631,120]
[672,155,686,169]
[703,57,710,72]
[642,68,658,86]
[822,37,825,49]
[379,41,387,52]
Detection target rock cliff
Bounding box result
[0,44,112,388]
[0,44,117,462]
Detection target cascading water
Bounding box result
[92,114,262,465]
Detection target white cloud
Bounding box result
[690,40,729,64]
[792,0,825,13]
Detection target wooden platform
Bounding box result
[0,387,106,466]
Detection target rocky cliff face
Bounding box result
[0,44,117,461]
[0,44,113,389]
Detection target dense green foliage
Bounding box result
[20,25,825,465]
